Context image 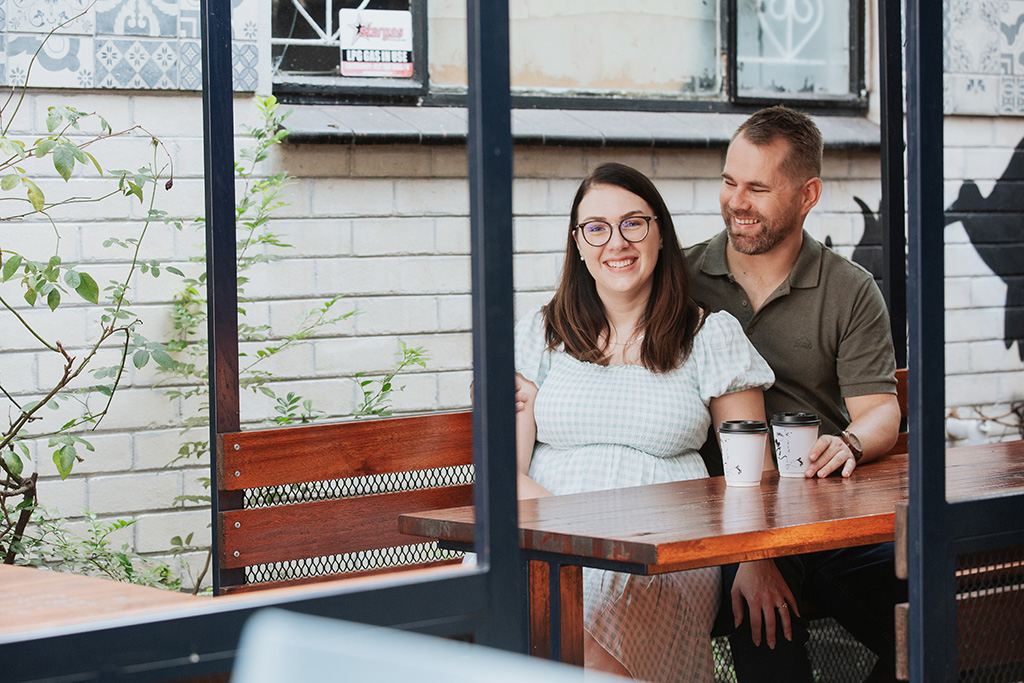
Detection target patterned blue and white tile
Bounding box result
[7,0,93,34]
[999,0,1024,76]
[178,0,200,38]
[233,41,258,91]
[1001,75,1024,114]
[95,0,178,38]
[0,0,7,33]
[0,36,6,88]
[94,38,177,89]
[178,39,259,92]
[179,38,200,89]
[232,0,257,41]
[6,33,93,88]
[946,0,1007,75]
[946,73,1001,114]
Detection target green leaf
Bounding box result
[34,139,56,157]
[23,178,44,210]
[2,253,22,280]
[2,448,23,477]
[151,349,174,368]
[54,444,76,479]
[64,269,82,288]
[166,266,184,276]
[1,174,19,190]
[53,142,77,180]
[47,287,61,311]
[133,349,150,368]
[75,272,99,303]
[45,109,61,133]
[85,151,103,176]
[23,288,36,306]
[126,181,143,202]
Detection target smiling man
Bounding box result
[684,106,904,683]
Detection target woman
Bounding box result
[515,163,774,681]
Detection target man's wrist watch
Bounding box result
[841,430,864,462]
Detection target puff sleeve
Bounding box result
[691,311,775,404]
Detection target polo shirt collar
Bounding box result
[698,229,822,289]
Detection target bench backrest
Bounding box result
[216,411,473,594]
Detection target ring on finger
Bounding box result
[776,602,788,610]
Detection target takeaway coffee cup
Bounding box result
[719,420,769,487]
[771,412,822,478]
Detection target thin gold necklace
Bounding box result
[606,333,645,346]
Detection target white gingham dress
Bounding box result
[515,307,774,683]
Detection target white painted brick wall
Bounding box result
[5,91,1022,589]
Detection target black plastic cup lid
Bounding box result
[718,420,769,434]
[771,412,821,426]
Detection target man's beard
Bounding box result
[723,208,800,255]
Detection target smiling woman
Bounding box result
[511,163,775,681]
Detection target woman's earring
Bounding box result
[580,254,585,261]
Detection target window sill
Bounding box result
[283,104,880,150]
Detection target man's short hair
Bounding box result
[733,105,823,183]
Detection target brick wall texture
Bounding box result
[2,92,1022,586]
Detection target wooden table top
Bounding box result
[0,564,203,636]
[399,441,1024,574]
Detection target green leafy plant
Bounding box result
[13,507,181,589]
[157,96,428,592]
[1,7,176,567]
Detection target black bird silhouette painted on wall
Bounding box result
[848,137,1024,360]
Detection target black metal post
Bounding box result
[465,0,528,654]
[879,0,907,368]
[905,1,955,680]
[200,0,241,596]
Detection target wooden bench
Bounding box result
[216,411,474,593]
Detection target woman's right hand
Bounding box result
[730,559,800,649]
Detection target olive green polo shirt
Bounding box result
[685,230,897,438]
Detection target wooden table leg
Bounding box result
[528,560,552,660]
[527,560,584,667]
[558,564,584,667]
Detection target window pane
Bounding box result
[736,0,851,97]
[429,0,721,98]
[272,0,411,80]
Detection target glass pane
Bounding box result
[429,0,721,98]
[272,0,411,80]
[736,0,851,97]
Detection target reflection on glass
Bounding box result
[736,0,851,97]
[429,1,722,97]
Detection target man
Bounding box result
[685,105,904,682]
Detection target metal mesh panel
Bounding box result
[239,465,474,587]
[244,541,464,586]
[712,619,876,682]
[956,544,1024,681]
[243,464,474,508]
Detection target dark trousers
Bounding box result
[717,543,907,683]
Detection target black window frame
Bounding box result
[725,0,867,110]
[273,0,867,113]
[272,0,430,102]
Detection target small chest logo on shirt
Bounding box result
[794,336,812,349]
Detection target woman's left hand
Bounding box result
[730,559,800,649]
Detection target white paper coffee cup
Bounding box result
[771,412,822,478]
[719,420,769,487]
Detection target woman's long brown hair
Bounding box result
[544,162,705,372]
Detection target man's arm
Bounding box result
[805,392,901,477]
[515,373,553,499]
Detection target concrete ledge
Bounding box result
[284,105,881,150]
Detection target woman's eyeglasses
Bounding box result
[575,216,656,247]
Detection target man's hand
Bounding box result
[515,374,531,412]
[731,560,800,648]
[468,375,532,413]
[805,434,857,478]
